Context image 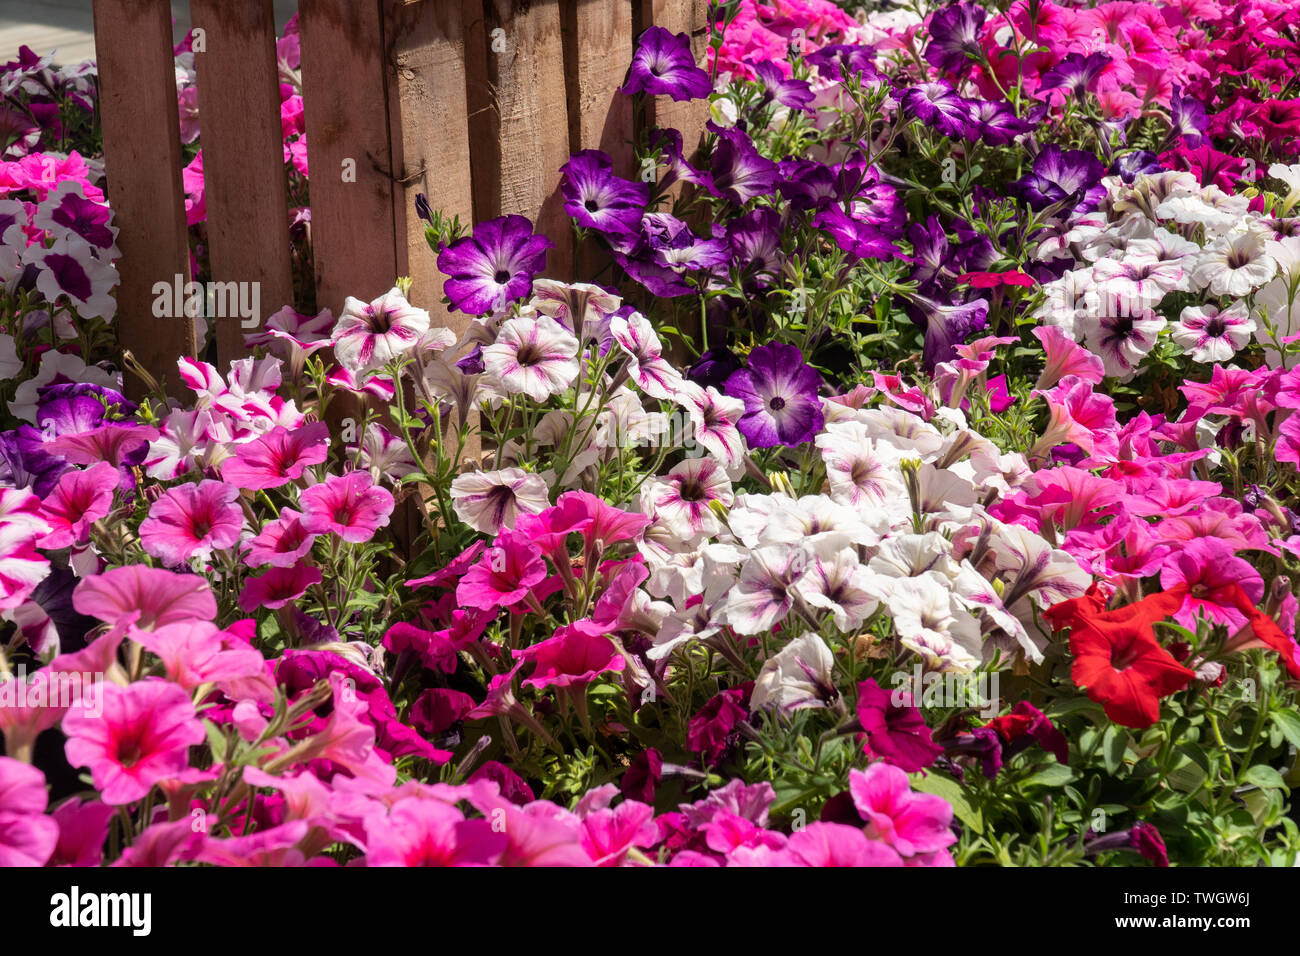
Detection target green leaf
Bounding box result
[1242,765,1288,791]
[1021,763,1077,788]
[1101,724,1127,775]
[1271,708,1300,749]
[911,771,983,833]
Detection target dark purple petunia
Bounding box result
[813,204,903,262]
[560,149,648,238]
[1169,86,1208,147]
[0,425,71,496]
[939,726,1003,779]
[836,161,905,236]
[777,158,838,211]
[1012,144,1106,211]
[804,44,880,82]
[907,294,990,369]
[898,81,974,138]
[724,342,824,448]
[414,192,433,223]
[22,566,98,657]
[708,124,779,204]
[753,60,814,111]
[437,214,553,316]
[614,250,695,297]
[728,207,783,288]
[622,26,712,101]
[47,190,115,249]
[456,343,485,375]
[1039,51,1112,101]
[687,345,744,390]
[1111,149,1162,184]
[965,98,1033,146]
[924,3,987,75]
[952,216,998,273]
[649,126,712,195]
[641,212,731,274]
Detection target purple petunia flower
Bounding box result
[964,98,1033,146]
[754,60,814,111]
[724,342,824,448]
[708,124,779,204]
[0,425,70,496]
[814,205,903,262]
[36,382,135,437]
[560,149,648,238]
[907,294,990,369]
[728,208,783,288]
[641,212,732,274]
[906,215,953,292]
[924,3,987,76]
[688,345,744,391]
[778,159,838,211]
[898,82,974,139]
[649,126,712,195]
[1170,86,1209,147]
[437,215,553,316]
[804,44,879,83]
[1039,51,1112,101]
[1012,145,1106,211]
[836,161,905,236]
[622,26,712,102]
[1110,149,1162,183]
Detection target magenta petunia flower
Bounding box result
[456,530,548,611]
[244,507,318,568]
[73,565,217,632]
[848,762,957,861]
[62,680,206,805]
[298,471,395,543]
[139,479,244,566]
[855,679,943,773]
[363,795,507,866]
[221,421,329,489]
[1160,537,1264,630]
[238,562,323,611]
[515,625,624,691]
[38,460,117,549]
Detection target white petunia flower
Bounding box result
[1172,300,1255,363]
[449,467,551,534]
[482,311,580,402]
[750,633,839,713]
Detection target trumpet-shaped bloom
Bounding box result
[139,479,243,566]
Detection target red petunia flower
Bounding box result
[1045,587,1195,728]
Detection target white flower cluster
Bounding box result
[1030,164,1300,376]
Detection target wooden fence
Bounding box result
[92,0,711,399]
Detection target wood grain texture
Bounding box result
[385,0,475,339]
[93,0,195,399]
[298,0,399,316]
[472,0,573,281]
[191,0,294,367]
[562,0,635,177]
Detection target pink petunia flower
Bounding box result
[238,562,322,611]
[62,679,207,805]
[363,795,507,866]
[298,472,394,543]
[38,461,118,549]
[456,531,549,611]
[1032,324,1105,389]
[0,757,59,866]
[139,479,244,565]
[785,822,904,867]
[1159,537,1264,630]
[132,621,274,701]
[220,421,330,489]
[244,507,318,568]
[73,565,217,632]
[848,762,957,861]
[515,625,624,691]
[48,798,117,866]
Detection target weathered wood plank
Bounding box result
[471,0,573,281]
[190,0,294,367]
[385,0,475,340]
[93,0,195,399]
[298,0,399,316]
[562,0,635,178]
